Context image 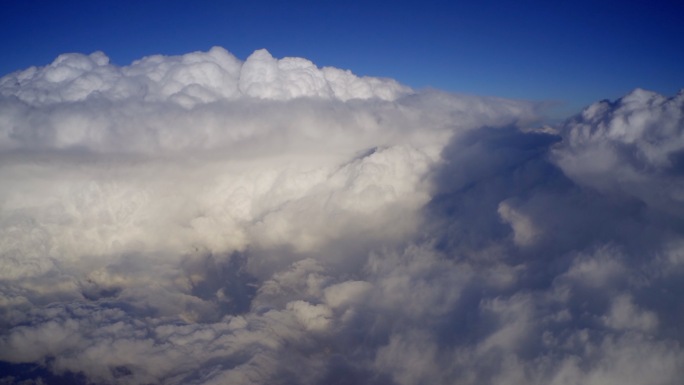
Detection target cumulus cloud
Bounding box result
[554,88,684,214]
[1,47,683,385]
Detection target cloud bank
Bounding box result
[0,47,683,385]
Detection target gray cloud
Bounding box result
[1,48,683,385]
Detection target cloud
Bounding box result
[553,88,684,214]
[1,47,683,384]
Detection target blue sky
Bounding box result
[2,0,683,118]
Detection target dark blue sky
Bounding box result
[2,0,683,118]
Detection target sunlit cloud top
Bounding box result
[2,1,683,119]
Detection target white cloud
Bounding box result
[602,294,658,333]
[498,201,540,246]
[286,300,333,332]
[1,48,683,385]
[323,280,372,309]
[553,88,684,214]
[374,330,440,385]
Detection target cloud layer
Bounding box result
[0,48,683,385]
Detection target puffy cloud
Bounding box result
[1,48,683,385]
[553,88,684,215]
[602,294,659,333]
[0,46,409,110]
[498,201,540,247]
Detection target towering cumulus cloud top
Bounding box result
[1,47,683,385]
[555,88,684,214]
[0,46,410,107]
